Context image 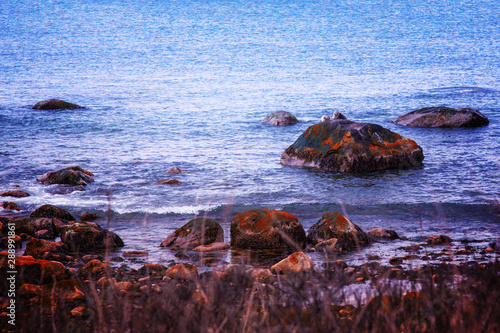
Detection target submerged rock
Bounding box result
[391,107,489,128]
[0,190,30,198]
[270,252,314,274]
[426,235,452,245]
[307,212,370,250]
[1,201,22,211]
[60,221,124,253]
[30,204,75,221]
[160,218,224,250]
[166,167,188,174]
[261,110,299,126]
[230,209,306,250]
[281,120,424,172]
[32,99,84,110]
[37,166,94,186]
[155,179,183,185]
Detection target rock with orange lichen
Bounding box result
[392,107,489,128]
[307,212,369,250]
[160,218,224,250]
[0,254,67,286]
[280,120,424,172]
[270,252,314,274]
[230,209,306,250]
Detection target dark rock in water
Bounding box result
[367,228,400,241]
[30,204,75,221]
[32,99,84,110]
[230,208,306,250]
[52,185,85,195]
[1,201,22,211]
[24,238,68,259]
[37,166,94,186]
[391,107,489,128]
[307,212,370,250]
[81,212,99,221]
[166,167,187,174]
[0,190,30,197]
[261,110,299,126]
[155,179,183,185]
[281,120,424,172]
[160,218,224,250]
[426,235,453,245]
[60,221,124,252]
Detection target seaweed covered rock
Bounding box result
[391,107,489,128]
[230,209,306,250]
[37,166,94,186]
[30,204,75,221]
[160,218,224,250]
[281,120,424,172]
[262,110,299,126]
[60,221,124,253]
[32,99,84,110]
[307,212,369,250]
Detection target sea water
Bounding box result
[1,0,499,267]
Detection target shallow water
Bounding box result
[1,0,499,268]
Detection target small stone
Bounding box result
[0,190,30,198]
[123,251,148,258]
[156,179,183,185]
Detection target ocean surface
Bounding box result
[1,0,499,268]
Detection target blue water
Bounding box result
[1,0,499,267]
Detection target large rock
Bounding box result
[24,238,68,259]
[307,212,370,250]
[160,218,224,250]
[30,204,75,221]
[10,216,65,238]
[60,221,124,253]
[391,107,489,128]
[230,209,306,250]
[32,99,84,110]
[0,254,67,285]
[37,166,94,186]
[281,120,424,172]
[261,110,299,126]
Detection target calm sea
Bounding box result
[1,0,499,267]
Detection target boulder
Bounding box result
[426,235,452,245]
[367,228,400,241]
[30,204,75,221]
[37,166,94,186]
[160,218,224,250]
[391,107,489,128]
[60,221,124,253]
[0,254,67,285]
[230,209,306,250]
[261,110,299,126]
[270,252,314,274]
[81,212,99,221]
[0,234,22,248]
[32,99,84,110]
[24,239,68,259]
[10,217,63,238]
[1,201,22,211]
[0,190,30,197]
[307,212,369,250]
[280,120,424,172]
